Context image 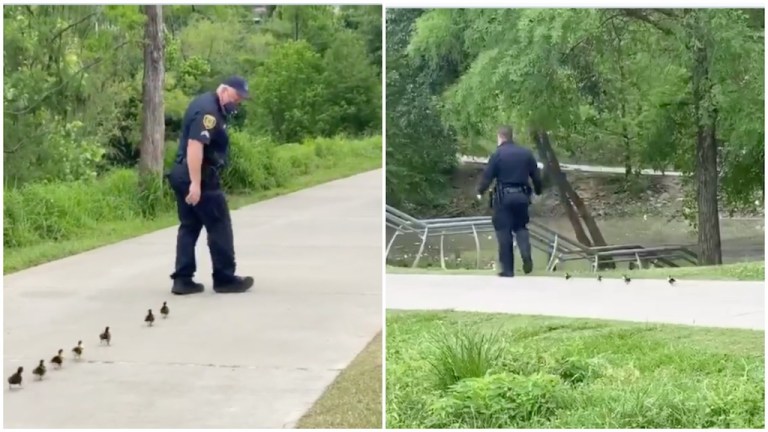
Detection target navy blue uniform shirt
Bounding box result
[477,141,543,195]
[177,91,229,167]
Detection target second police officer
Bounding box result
[476,126,543,278]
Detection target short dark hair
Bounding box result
[497,126,513,141]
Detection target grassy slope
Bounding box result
[386,311,765,429]
[387,260,765,281]
[5,157,380,274]
[297,332,382,429]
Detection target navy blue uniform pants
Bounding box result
[491,190,533,276]
[166,163,237,284]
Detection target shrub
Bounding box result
[222,130,290,193]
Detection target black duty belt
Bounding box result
[175,157,221,171]
[501,185,527,194]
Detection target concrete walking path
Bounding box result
[460,154,684,176]
[387,273,764,330]
[4,170,383,428]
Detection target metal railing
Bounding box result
[385,205,699,271]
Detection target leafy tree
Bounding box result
[385,9,460,214]
[322,30,381,136]
[250,40,327,143]
[340,5,383,72]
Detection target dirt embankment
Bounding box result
[449,163,764,220]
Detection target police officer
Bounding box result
[476,126,543,277]
[166,76,254,295]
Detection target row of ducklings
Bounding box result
[564,273,677,284]
[7,301,170,389]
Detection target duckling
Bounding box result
[99,326,111,346]
[623,274,631,284]
[668,275,676,285]
[8,367,23,389]
[160,302,169,319]
[145,309,155,327]
[597,274,602,282]
[32,360,46,381]
[50,349,63,369]
[565,272,572,280]
[72,340,84,360]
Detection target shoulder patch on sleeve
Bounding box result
[202,114,217,130]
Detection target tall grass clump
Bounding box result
[426,325,505,390]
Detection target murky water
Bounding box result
[386,216,764,269]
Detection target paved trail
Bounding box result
[460,154,684,176]
[4,170,383,428]
[387,274,764,330]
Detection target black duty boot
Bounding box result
[213,276,254,293]
[172,278,205,295]
[522,257,533,275]
[497,272,514,278]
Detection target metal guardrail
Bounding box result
[385,205,699,271]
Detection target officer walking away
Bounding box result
[476,126,543,277]
[166,76,255,295]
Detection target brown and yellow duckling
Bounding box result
[50,349,64,369]
[99,326,111,346]
[72,340,84,360]
[8,367,23,389]
[145,309,155,327]
[32,360,46,381]
[160,302,169,319]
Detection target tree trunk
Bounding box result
[539,132,610,248]
[293,11,300,41]
[691,16,722,265]
[612,19,633,179]
[531,129,592,247]
[139,5,165,217]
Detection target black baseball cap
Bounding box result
[222,75,250,99]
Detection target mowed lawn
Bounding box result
[386,311,765,429]
[298,332,383,429]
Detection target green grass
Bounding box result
[386,260,765,281]
[5,149,380,274]
[297,332,383,429]
[386,310,765,429]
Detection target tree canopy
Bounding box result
[4,5,383,186]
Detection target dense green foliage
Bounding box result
[386,8,764,216]
[385,9,460,214]
[5,135,381,249]
[387,311,765,428]
[3,5,382,250]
